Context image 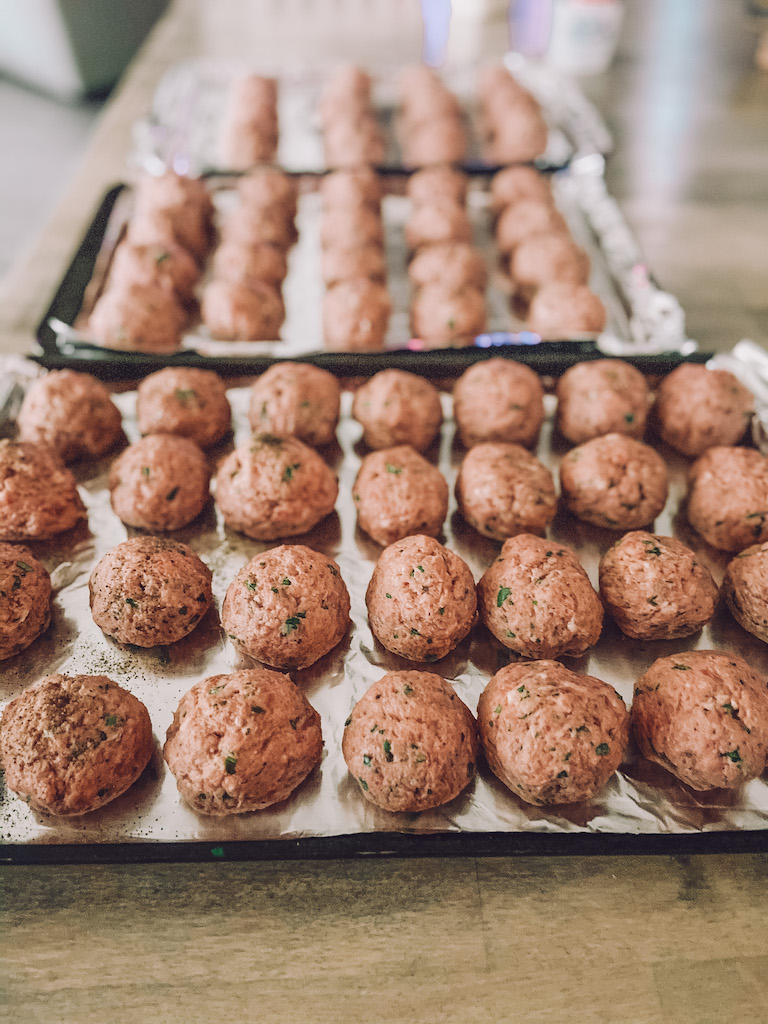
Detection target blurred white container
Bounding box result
[507,0,625,75]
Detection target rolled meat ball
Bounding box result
[108,241,200,304]
[407,165,469,207]
[453,358,545,449]
[323,278,391,351]
[322,244,387,287]
[490,166,553,216]
[555,359,650,445]
[89,536,213,647]
[455,442,556,541]
[401,117,467,167]
[509,233,591,314]
[87,283,185,353]
[17,369,123,463]
[410,284,486,348]
[248,363,341,447]
[0,440,86,541]
[478,534,603,659]
[323,116,386,169]
[0,673,153,816]
[527,283,606,338]
[222,546,350,670]
[164,669,322,815]
[353,445,448,546]
[319,205,384,250]
[599,531,717,640]
[238,167,298,221]
[687,446,768,552]
[653,363,754,457]
[342,670,478,812]
[136,367,232,449]
[211,242,288,290]
[365,535,476,661]
[219,76,278,167]
[109,434,210,531]
[632,651,768,790]
[201,279,285,341]
[559,433,668,531]
[216,433,338,540]
[320,167,382,211]
[723,542,768,642]
[220,205,297,250]
[133,171,214,223]
[0,544,52,660]
[496,201,568,258]
[127,205,212,266]
[405,201,473,251]
[351,369,443,452]
[478,660,628,806]
[408,242,487,293]
[485,104,548,164]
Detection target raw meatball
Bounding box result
[0,673,153,816]
[136,367,232,449]
[401,117,467,167]
[211,241,289,289]
[496,201,568,257]
[509,232,590,298]
[323,116,386,169]
[485,105,548,164]
[477,534,603,659]
[215,433,338,540]
[90,536,212,647]
[164,669,322,815]
[201,279,285,341]
[0,440,86,541]
[127,205,212,265]
[220,204,297,250]
[556,359,649,444]
[0,544,52,660]
[322,243,387,286]
[490,166,553,216]
[478,661,628,805]
[632,651,768,790]
[410,284,486,348]
[323,278,391,351]
[133,171,214,223]
[687,446,768,552]
[455,442,556,541]
[653,363,754,457]
[723,542,768,642]
[342,670,478,812]
[219,74,279,168]
[559,433,668,530]
[109,434,210,531]
[453,358,545,449]
[405,201,472,251]
[408,242,487,293]
[17,370,123,463]
[108,241,200,302]
[352,369,443,452]
[599,531,717,640]
[365,535,476,661]
[87,283,185,353]
[238,167,298,220]
[353,445,448,546]
[407,166,468,207]
[320,205,384,249]
[248,362,341,447]
[528,283,606,338]
[222,546,350,669]
[320,167,382,210]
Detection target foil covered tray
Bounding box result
[2,381,768,865]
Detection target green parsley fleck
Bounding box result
[175,388,196,404]
[721,749,742,763]
[410,627,421,636]
[11,575,21,591]
[344,716,352,727]
[624,412,635,424]
[327,564,338,576]
[251,706,265,714]
[494,705,502,715]
[595,743,610,756]
[648,596,658,606]
[557,770,568,779]
[359,778,369,791]
[125,597,139,608]
[289,718,298,730]
[141,466,150,477]
[438,607,444,615]
[16,561,33,574]
[385,593,392,599]
[282,463,301,482]
[281,612,306,634]
[282,578,291,586]
[497,586,511,607]
[363,754,372,766]
[244,580,257,591]
[383,739,393,762]
[224,753,237,775]
[166,486,179,501]
[672,664,690,671]
[403,685,414,696]
[385,463,402,474]
[104,715,119,727]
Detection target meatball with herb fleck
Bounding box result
[201,279,285,341]
[555,359,650,445]
[342,670,478,812]
[353,445,448,546]
[222,546,350,670]
[559,433,668,531]
[136,367,232,449]
[0,544,52,660]
[653,363,754,457]
[248,363,341,447]
[631,651,768,791]
[109,434,210,531]
[455,442,556,541]
[0,440,86,541]
[722,542,768,642]
[408,241,487,294]
[599,532,717,640]
[453,358,545,449]
[405,200,473,252]
[90,536,213,647]
[0,673,153,816]
[477,534,603,659]
[164,669,323,815]
[323,278,392,352]
[478,660,628,805]
[410,283,486,348]
[365,535,476,662]
[351,369,443,452]
[687,446,768,552]
[87,282,185,353]
[215,433,338,540]
[527,282,606,339]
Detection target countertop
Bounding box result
[2,2,768,1021]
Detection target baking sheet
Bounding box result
[2,383,768,862]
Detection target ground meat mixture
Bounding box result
[351,369,443,452]
[653,363,754,457]
[136,367,232,449]
[248,363,341,447]
[722,542,768,642]
[555,359,650,445]
[453,358,545,449]
[0,543,52,660]
[0,440,86,541]
[687,446,768,552]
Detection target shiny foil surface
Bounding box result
[2,383,768,852]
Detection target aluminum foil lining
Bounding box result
[2,383,768,850]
